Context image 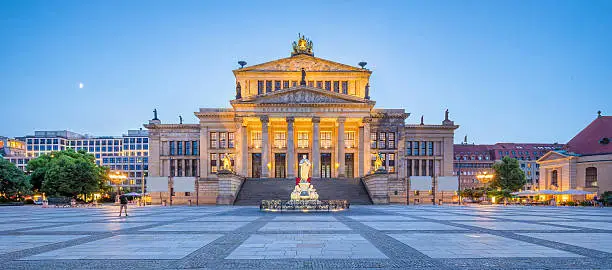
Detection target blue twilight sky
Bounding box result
[1,0,611,144]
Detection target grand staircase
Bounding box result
[233,178,372,205]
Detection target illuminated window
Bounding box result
[344,131,355,148]
[298,132,309,148]
[251,131,262,148]
[388,154,395,172]
[370,133,377,148]
[388,132,395,149]
[320,131,332,148]
[274,132,286,148]
[210,132,218,148]
[586,167,598,187]
[210,154,218,173]
[378,132,386,149]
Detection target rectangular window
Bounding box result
[283,80,289,89]
[170,160,175,176]
[192,159,198,176]
[320,131,332,149]
[274,80,281,91]
[185,160,190,177]
[274,132,286,148]
[251,131,262,148]
[345,131,355,148]
[210,132,218,148]
[316,81,323,89]
[266,80,272,93]
[420,141,426,156]
[422,160,427,176]
[185,141,191,155]
[378,132,386,149]
[210,153,218,173]
[324,81,331,90]
[388,132,395,149]
[193,141,199,155]
[177,141,183,155]
[298,132,309,148]
[427,141,433,156]
[407,160,412,177]
[406,141,412,156]
[169,141,175,155]
[307,81,314,87]
[341,81,348,94]
[228,132,235,148]
[257,80,264,95]
[370,132,377,148]
[219,132,227,148]
[293,81,298,87]
[333,81,340,93]
[388,154,395,173]
[371,153,378,168]
[177,159,183,176]
[413,141,419,156]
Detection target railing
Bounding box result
[260,200,349,212]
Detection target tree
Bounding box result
[0,158,31,199]
[30,149,110,198]
[491,156,526,196]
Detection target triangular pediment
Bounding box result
[233,86,373,105]
[537,151,570,162]
[235,54,368,72]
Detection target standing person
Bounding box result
[118,193,129,217]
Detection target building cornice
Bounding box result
[144,124,200,130]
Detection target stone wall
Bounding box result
[216,172,245,205]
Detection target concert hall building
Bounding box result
[145,36,458,204]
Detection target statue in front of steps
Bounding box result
[291,155,319,201]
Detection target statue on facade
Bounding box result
[420,115,424,125]
[300,68,306,86]
[221,154,233,172]
[291,33,314,56]
[364,83,370,100]
[153,109,159,120]
[235,82,242,99]
[445,109,449,121]
[179,115,183,125]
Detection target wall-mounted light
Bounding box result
[267,163,272,169]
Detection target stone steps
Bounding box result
[233,178,372,205]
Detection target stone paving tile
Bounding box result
[346,215,416,221]
[519,233,612,253]
[191,216,261,222]
[26,222,153,232]
[544,221,612,230]
[259,221,351,231]
[361,221,466,231]
[416,215,493,221]
[0,235,88,254]
[143,221,251,232]
[454,221,577,231]
[389,233,582,258]
[272,215,338,221]
[227,234,387,259]
[23,234,222,260]
[0,223,64,232]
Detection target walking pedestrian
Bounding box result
[118,193,129,217]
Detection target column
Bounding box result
[363,119,371,174]
[337,117,346,177]
[358,125,365,176]
[286,117,295,178]
[199,126,208,178]
[312,117,321,178]
[260,116,270,178]
[240,120,248,177]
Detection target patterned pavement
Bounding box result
[0,205,610,269]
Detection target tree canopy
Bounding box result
[0,158,31,198]
[491,156,526,193]
[28,149,110,197]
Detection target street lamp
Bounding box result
[138,157,146,206]
[476,171,494,203]
[109,171,127,203]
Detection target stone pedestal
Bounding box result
[216,171,245,205]
[362,171,390,204]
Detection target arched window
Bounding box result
[585,167,598,187]
[551,170,558,187]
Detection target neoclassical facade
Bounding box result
[145,36,458,204]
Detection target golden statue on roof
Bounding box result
[291,33,314,56]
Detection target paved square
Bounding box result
[24,234,222,260]
[361,221,466,231]
[259,221,351,231]
[519,233,612,253]
[0,205,609,269]
[227,234,387,259]
[389,233,582,258]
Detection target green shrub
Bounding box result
[579,201,593,207]
[24,199,34,204]
[566,201,577,206]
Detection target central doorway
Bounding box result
[321,153,332,178]
[274,153,286,178]
[297,153,309,178]
[251,153,261,178]
[345,153,354,178]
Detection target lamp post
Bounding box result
[476,171,494,203]
[457,159,462,205]
[109,171,127,204]
[139,157,146,206]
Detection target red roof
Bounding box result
[564,116,612,156]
